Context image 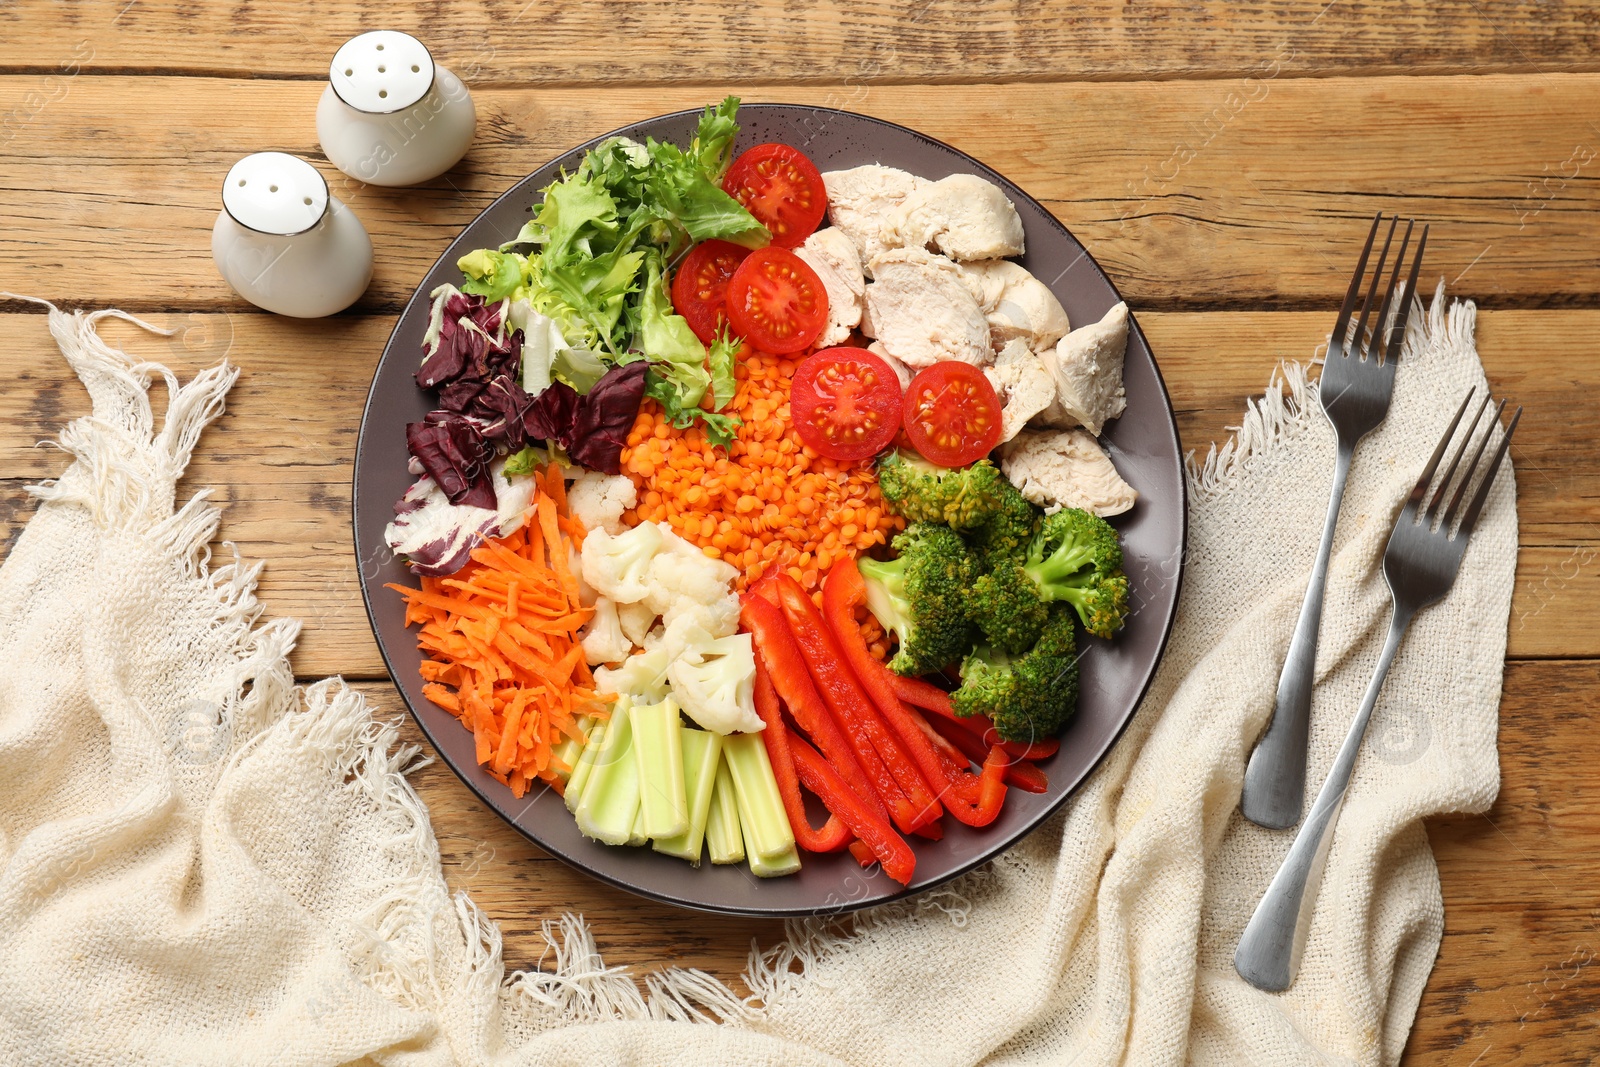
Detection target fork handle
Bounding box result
[1234,607,1414,992]
[1242,441,1355,829]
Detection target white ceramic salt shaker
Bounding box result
[211,152,373,318]
[316,30,476,187]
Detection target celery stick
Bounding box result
[573,701,640,845]
[551,713,595,788]
[564,713,612,815]
[722,732,796,862]
[747,841,802,879]
[629,805,648,846]
[705,759,746,865]
[653,728,724,865]
[630,698,688,840]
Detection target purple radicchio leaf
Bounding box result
[522,379,580,445]
[416,290,520,392]
[405,412,497,510]
[567,361,649,475]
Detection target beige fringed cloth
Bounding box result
[0,284,1512,1065]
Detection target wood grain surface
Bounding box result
[1,1,1596,1062]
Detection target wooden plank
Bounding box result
[1,307,1593,673]
[362,658,1600,1064]
[3,76,1600,312]
[4,1,1599,83]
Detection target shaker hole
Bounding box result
[378,89,388,98]
[303,196,313,205]
[411,64,420,72]
[376,43,385,50]
[237,179,246,186]
[344,68,353,76]
[269,184,279,192]
[378,64,386,72]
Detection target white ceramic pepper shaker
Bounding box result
[211,152,373,318]
[316,30,476,187]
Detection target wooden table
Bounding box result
[3,2,1596,1060]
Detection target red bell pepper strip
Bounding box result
[791,734,916,885]
[752,651,853,853]
[769,574,941,833]
[965,746,1010,827]
[847,840,875,868]
[926,711,1049,794]
[889,673,1060,761]
[911,819,944,841]
[821,559,991,815]
[739,593,890,825]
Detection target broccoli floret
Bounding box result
[952,609,1080,743]
[964,477,1041,566]
[877,452,1008,530]
[970,561,1049,654]
[858,523,977,676]
[1022,509,1131,639]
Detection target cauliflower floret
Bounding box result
[667,630,763,735]
[567,471,637,536]
[580,521,663,604]
[616,600,657,647]
[579,597,630,666]
[643,531,741,635]
[985,338,1058,444]
[1035,302,1130,436]
[886,173,1026,262]
[593,641,671,705]
[1000,428,1138,517]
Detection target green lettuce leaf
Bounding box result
[457,249,527,302]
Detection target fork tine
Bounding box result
[1351,216,1399,356]
[1458,405,1522,536]
[1363,219,1414,364]
[1406,390,1475,511]
[1384,224,1428,366]
[1426,392,1494,523]
[1443,398,1507,528]
[1332,214,1383,354]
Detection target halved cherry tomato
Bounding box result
[724,247,829,355]
[722,143,828,248]
[902,361,1003,467]
[790,347,903,461]
[671,239,750,344]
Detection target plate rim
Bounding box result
[352,102,1188,917]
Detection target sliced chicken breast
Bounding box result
[867,341,915,390]
[959,259,1070,352]
[985,339,1058,444]
[1035,301,1130,436]
[794,228,865,347]
[887,173,1026,262]
[1001,428,1138,517]
[862,248,992,368]
[821,165,926,271]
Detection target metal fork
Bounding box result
[1241,214,1429,830]
[1234,391,1521,992]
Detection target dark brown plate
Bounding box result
[353,105,1186,916]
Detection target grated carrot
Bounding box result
[387,471,607,799]
[619,348,905,595]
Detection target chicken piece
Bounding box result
[887,173,1026,262]
[821,165,926,271]
[1035,302,1130,436]
[794,228,865,347]
[985,339,1058,444]
[959,260,1070,352]
[1001,429,1138,517]
[867,342,915,390]
[862,248,992,368]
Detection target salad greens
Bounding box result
[463,96,767,446]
